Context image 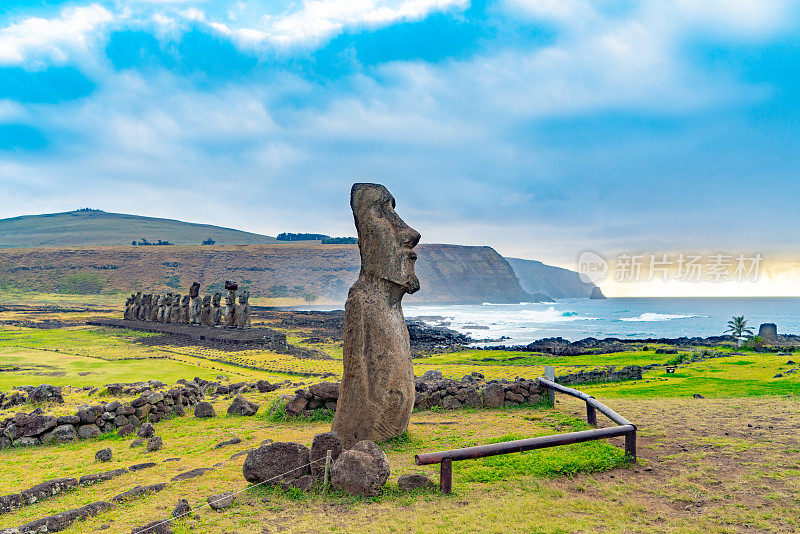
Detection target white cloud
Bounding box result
[0,4,116,66]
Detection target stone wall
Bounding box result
[1,383,203,449]
[282,366,643,417]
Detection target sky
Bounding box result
[0,0,799,296]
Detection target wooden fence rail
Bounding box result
[414,366,637,493]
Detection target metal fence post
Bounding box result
[440,458,452,494]
[544,366,555,405]
[625,428,637,461]
[586,402,597,426]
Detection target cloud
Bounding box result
[0,4,116,67]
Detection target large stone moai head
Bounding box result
[332,183,421,448]
[189,282,200,298]
[351,183,421,294]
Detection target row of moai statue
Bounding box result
[123,281,251,328]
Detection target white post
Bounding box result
[545,365,555,405]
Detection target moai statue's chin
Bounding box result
[331,183,421,448]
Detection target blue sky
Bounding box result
[1,0,799,277]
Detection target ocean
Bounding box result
[403,298,800,345]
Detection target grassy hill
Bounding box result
[0,209,279,248]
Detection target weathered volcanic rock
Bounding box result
[309,432,342,480]
[242,442,310,484]
[95,448,112,462]
[207,492,236,511]
[227,396,259,416]
[194,402,216,418]
[331,440,390,497]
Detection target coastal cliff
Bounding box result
[505,257,602,299]
[0,244,534,305]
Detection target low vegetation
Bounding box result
[0,295,797,532]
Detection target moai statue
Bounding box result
[156,294,167,323]
[331,183,421,448]
[236,290,251,328]
[148,294,160,322]
[199,295,212,325]
[142,294,153,321]
[210,292,223,325]
[124,294,135,320]
[179,295,190,324]
[133,292,142,320]
[223,281,238,327]
[169,294,182,323]
[188,282,202,325]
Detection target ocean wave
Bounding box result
[620,313,705,322]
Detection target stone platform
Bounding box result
[87,319,288,349]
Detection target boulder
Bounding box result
[194,402,216,419]
[41,424,77,444]
[284,395,308,416]
[21,477,78,504]
[397,473,435,492]
[331,440,390,497]
[481,383,505,408]
[421,370,444,381]
[308,382,339,400]
[131,520,172,534]
[118,424,135,437]
[95,448,112,462]
[242,442,310,484]
[309,432,342,480]
[137,423,155,438]
[172,499,191,518]
[28,384,64,404]
[207,492,236,511]
[227,396,259,416]
[147,436,163,452]
[77,424,101,439]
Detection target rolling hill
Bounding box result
[0,210,279,248]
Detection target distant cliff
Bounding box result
[505,257,603,299]
[0,244,536,305]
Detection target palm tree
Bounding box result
[725,316,754,338]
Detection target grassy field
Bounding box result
[0,303,798,533]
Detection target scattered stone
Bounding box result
[95,448,112,462]
[118,424,135,437]
[227,396,259,416]
[131,520,172,534]
[308,382,339,400]
[421,370,444,381]
[397,473,435,492]
[214,437,242,449]
[163,458,181,462]
[137,423,155,438]
[172,499,191,518]
[692,394,705,399]
[284,395,307,416]
[331,440,390,497]
[207,492,236,511]
[79,469,128,486]
[112,483,167,503]
[28,384,64,404]
[40,424,77,444]
[147,436,163,452]
[20,478,78,505]
[309,431,342,480]
[128,462,157,472]
[243,442,310,484]
[171,468,214,482]
[130,439,145,448]
[194,402,216,419]
[17,501,110,534]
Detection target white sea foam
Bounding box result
[620,313,704,322]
